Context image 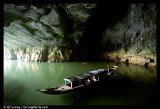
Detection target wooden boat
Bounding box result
[36,65,118,95]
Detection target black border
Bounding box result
[2,0,159,108]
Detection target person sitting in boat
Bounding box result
[91,75,97,82]
[106,65,118,75]
[85,78,91,85]
[106,65,110,75]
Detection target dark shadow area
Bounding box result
[71,3,129,61]
[61,72,156,105]
[4,78,27,105]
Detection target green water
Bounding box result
[4,60,156,105]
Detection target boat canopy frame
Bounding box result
[86,69,106,75]
[64,78,72,88]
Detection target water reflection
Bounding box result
[4,78,27,105]
[117,64,156,84]
[4,61,156,105]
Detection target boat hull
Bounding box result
[36,74,114,95]
[36,66,118,95]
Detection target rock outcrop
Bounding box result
[4,45,72,62]
[4,3,96,62]
[4,3,156,66]
[101,4,156,66]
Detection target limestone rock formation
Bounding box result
[4,3,156,66]
[4,3,96,62]
[101,4,156,66]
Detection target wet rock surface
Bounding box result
[4,3,156,66]
[101,4,156,66]
[4,45,72,62]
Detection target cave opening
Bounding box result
[72,3,129,61]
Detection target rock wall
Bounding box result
[4,45,72,62]
[101,4,156,66]
[4,48,17,60]
[4,3,96,48]
[102,49,156,66]
[4,3,96,62]
[4,3,156,66]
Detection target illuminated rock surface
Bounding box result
[4,3,156,66]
